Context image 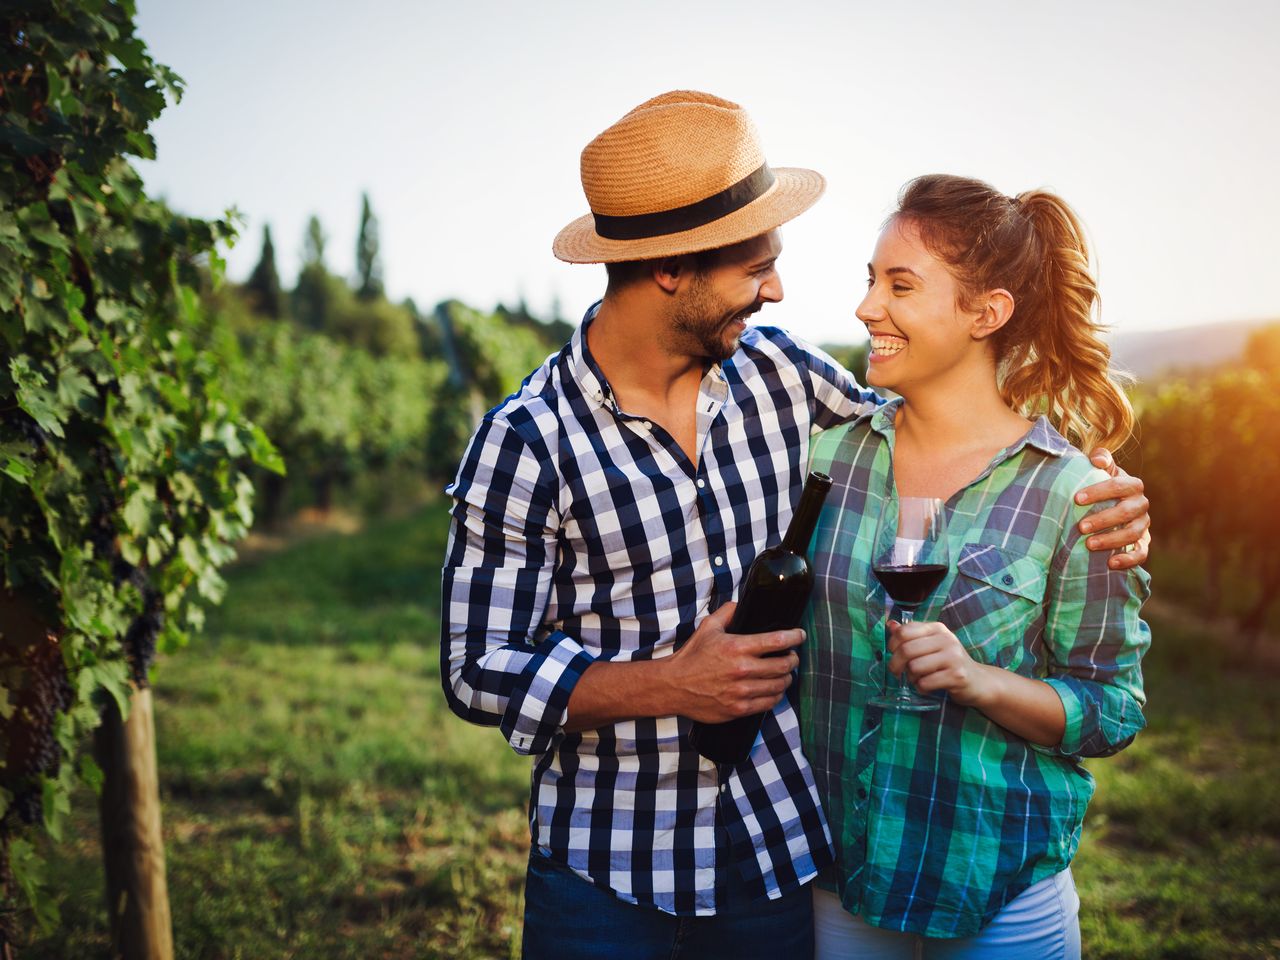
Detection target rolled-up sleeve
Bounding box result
[1041,488,1152,759]
[440,413,594,756]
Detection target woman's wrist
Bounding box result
[960,663,1007,711]
[962,666,1066,748]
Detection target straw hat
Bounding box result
[553,91,826,264]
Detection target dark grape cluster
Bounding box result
[5,411,48,450]
[122,598,164,685]
[1,626,74,825]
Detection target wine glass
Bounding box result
[869,496,950,712]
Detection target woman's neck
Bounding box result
[891,363,1033,498]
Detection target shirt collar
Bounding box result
[568,301,615,411]
[869,396,1073,460]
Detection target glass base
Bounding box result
[868,694,941,713]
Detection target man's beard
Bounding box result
[668,273,753,362]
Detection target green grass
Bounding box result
[21,500,1280,958]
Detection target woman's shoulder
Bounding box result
[1019,419,1111,506]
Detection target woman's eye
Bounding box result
[866,277,874,288]
[892,284,910,293]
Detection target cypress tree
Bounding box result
[293,216,332,331]
[245,224,283,317]
[355,193,384,301]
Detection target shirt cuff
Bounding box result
[501,631,595,756]
[1038,677,1088,757]
[1039,675,1141,759]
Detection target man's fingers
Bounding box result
[1079,494,1149,536]
[1075,473,1143,506]
[1108,527,1152,570]
[1085,514,1150,554]
[1087,447,1116,476]
[737,650,799,678]
[741,627,805,655]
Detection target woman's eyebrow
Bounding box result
[885,266,924,280]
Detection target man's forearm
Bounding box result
[562,658,676,732]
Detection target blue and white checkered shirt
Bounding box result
[440,304,881,916]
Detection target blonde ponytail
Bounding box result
[1001,191,1135,452]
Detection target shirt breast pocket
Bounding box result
[942,543,1048,671]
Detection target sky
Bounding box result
[134,0,1280,347]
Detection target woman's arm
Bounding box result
[886,622,1067,747]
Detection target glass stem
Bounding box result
[894,606,915,701]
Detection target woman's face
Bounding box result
[856,218,984,394]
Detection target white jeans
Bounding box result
[813,869,1081,960]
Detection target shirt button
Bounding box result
[857,787,867,799]
[1002,574,1015,586]
[643,420,652,429]
[720,783,727,794]
[697,478,706,488]
[714,556,724,567]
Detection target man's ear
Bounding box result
[652,256,688,294]
[972,289,1015,340]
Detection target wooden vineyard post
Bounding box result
[94,685,174,960]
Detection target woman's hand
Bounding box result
[886,619,1067,747]
[886,619,993,708]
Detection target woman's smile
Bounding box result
[868,334,908,362]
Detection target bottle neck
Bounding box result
[781,472,832,553]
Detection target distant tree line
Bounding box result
[203,200,571,525]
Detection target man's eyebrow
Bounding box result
[748,255,778,270]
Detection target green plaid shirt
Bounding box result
[800,398,1151,938]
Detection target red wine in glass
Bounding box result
[869,497,949,712]
[872,564,948,607]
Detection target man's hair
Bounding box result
[604,248,721,292]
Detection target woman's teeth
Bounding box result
[870,336,907,356]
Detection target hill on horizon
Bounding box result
[1109,318,1277,382]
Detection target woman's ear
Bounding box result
[972,289,1015,340]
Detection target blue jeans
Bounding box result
[812,869,1081,960]
[521,849,815,960]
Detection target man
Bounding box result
[440,90,1150,959]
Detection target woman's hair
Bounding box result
[892,174,1134,452]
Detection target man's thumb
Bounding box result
[708,600,737,630]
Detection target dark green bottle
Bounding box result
[689,471,833,765]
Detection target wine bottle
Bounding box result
[689,470,833,765]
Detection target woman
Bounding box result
[800,175,1151,958]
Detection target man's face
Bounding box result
[668,230,784,361]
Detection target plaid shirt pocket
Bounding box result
[945,543,1048,670]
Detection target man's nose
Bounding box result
[760,271,783,303]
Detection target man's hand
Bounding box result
[561,603,803,732]
[1078,447,1151,571]
[662,602,803,723]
